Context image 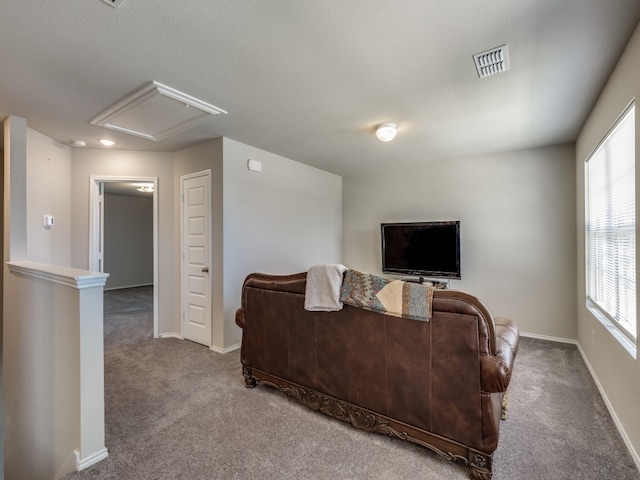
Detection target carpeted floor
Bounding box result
[62,286,640,480]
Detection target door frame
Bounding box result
[89,175,159,337]
[180,169,212,347]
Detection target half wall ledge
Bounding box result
[5,261,109,477]
[7,260,109,288]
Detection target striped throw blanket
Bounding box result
[339,269,435,322]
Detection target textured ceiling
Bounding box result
[1,1,639,176]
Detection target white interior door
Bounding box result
[181,170,212,347]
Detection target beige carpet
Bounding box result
[62,287,640,480]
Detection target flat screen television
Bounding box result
[381,221,461,279]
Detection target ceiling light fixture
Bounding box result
[375,123,398,142]
[71,139,86,148]
[98,139,116,147]
[134,182,154,193]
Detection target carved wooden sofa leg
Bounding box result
[242,366,257,388]
[468,452,492,479]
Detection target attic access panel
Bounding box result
[90,81,227,141]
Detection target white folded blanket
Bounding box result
[304,264,348,311]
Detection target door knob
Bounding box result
[202,267,209,273]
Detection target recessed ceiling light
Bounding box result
[71,139,86,148]
[98,139,116,147]
[375,123,398,142]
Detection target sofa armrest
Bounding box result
[235,307,246,330]
[480,317,519,393]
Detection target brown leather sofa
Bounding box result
[235,272,519,480]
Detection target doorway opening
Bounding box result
[89,176,159,337]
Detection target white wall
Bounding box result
[222,138,343,348]
[173,138,225,346]
[3,265,109,479]
[71,149,175,334]
[576,22,640,466]
[0,132,4,480]
[1,117,27,480]
[4,117,27,262]
[103,193,153,289]
[343,144,577,340]
[173,137,343,351]
[26,129,72,266]
[3,121,107,479]
[4,270,82,480]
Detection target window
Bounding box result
[585,103,636,346]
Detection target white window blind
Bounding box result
[586,103,636,341]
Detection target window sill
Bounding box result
[587,301,637,359]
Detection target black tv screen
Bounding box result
[381,221,461,279]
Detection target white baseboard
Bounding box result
[575,343,640,472]
[104,283,153,291]
[210,342,240,354]
[77,447,108,471]
[156,333,183,340]
[519,331,577,345]
[519,331,639,472]
[154,335,239,354]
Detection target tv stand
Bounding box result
[408,277,448,289]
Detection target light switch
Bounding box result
[43,215,54,229]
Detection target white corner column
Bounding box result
[77,279,109,470]
[5,261,109,478]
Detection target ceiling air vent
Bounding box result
[473,44,509,78]
[100,0,127,9]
